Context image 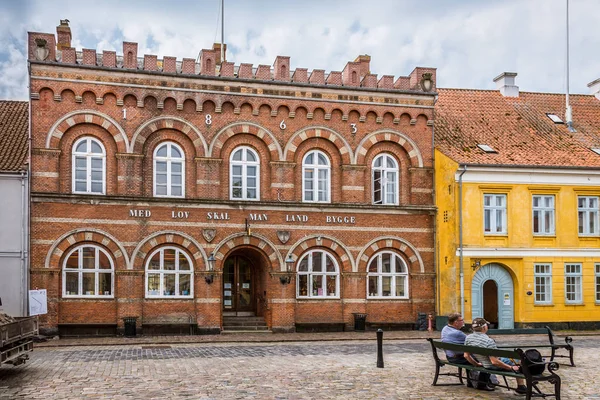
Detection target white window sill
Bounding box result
[367,297,410,300]
[72,191,105,195]
[62,295,114,299]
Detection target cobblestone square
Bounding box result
[1,335,599,399]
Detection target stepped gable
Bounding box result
[435,88,600,168]
[0,101,29,172]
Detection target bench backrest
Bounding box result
[487,327,549,336]
[428,339,521,360]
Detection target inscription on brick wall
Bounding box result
[129,209,151,217]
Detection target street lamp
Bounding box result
[205,253,216,284]
[280,255,294,284]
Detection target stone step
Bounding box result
[221,329,273,335]
[222,325,270,331]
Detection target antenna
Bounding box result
[221,0,225,63]
[565,0,575,132]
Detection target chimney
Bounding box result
[588,78,600,100]
[56,19,72,50]
[212,43,227,64]
[494,72,519,97]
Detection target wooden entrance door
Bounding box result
[223,255,253,313]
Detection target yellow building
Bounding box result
[435,73,600,329]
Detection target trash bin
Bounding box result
[123,316,137,337]
[352,313,367,331]
[416,312,428,331]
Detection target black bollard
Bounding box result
[376,328,384,368]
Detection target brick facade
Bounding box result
[28,22,437,335]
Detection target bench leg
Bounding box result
[457,367,464,385]
[550,347,556,362]
[568,347,575,367]
[432,362,441,386]
[525,382,533,400]
[553,376,561,400]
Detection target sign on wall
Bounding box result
[29,289,48,316]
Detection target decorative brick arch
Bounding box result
[45,228,129,270]
[209,122,282,161]
[354,129,423,167]
[45,110,129,152]
[355,236,424,273]
[213,233,283,271]
[284,126,353,164]
[131,116,208,157]
[131,231,207,271]
[285,234,355,272]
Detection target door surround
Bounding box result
[471,263,514,329]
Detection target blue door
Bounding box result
[471,263,514,329]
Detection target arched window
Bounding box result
[153,142,185,197]
[145,247,193,298]
[230,146,260,200]
[297,250,339,298]
[302,150,330,203]
[72,137,105,194]
[372,154,398,205]
[367,251,408,298]
[63,245,114,297]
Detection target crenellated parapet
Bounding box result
[28,21,436,93]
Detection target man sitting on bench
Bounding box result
[464,318,527,395]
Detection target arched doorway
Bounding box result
[471,263,514,329]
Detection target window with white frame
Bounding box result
[596,263,600,303]
[564,263,582,304]
[534,263,552,304]
[302,150,330,203]
[372,154,398,205]
[63,245,113,297]
[230,146,260,200]
[296,250,339,298]
[533,195,555,235]
[145,247,193,298]
[367,251,409,298]
[484,194,507,234]
[578,196,599,236]
[72,137,106,194]
[153,142,185,197]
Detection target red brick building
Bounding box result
[28,21,437,335]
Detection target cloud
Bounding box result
[0,0,599,100]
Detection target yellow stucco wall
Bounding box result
[435,149,600,324]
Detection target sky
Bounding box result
[1,0,599,101]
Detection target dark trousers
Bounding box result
[447,356,490,389]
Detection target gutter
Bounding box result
[457,165,467,317]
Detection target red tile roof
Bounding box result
[435,89,600,168]
[0,101,28,172]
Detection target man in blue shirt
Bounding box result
[441,313,483,389]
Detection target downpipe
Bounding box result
[457,165,467,317]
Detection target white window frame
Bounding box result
[296,250,339,298]
[372,153,399,205]
[229,146,260,201]
[145,246,194,299]
[366,251,409,299]
[484,194,507,234]
[578,196,599,236]
[596,263,600,304]
[302,150,331,203]
[533,263,552,304]
[72,137,106,195]
[153,142,185,198]
[533,195,555,235]
[62,245,114,298]
[564,263,582,304]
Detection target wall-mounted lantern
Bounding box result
[280,255,294,284]
[205,252,216,284]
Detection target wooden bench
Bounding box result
[427,339,562,400]
[488,326,575,367]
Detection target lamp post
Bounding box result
[281,255,294,284]
[205,252,216,284]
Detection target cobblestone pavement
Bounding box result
[1,336,599,399]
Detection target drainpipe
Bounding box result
[457,165,467,317]
[25,61,32,316]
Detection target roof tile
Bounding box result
[435,89,600,168]
[0,101,28,172]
